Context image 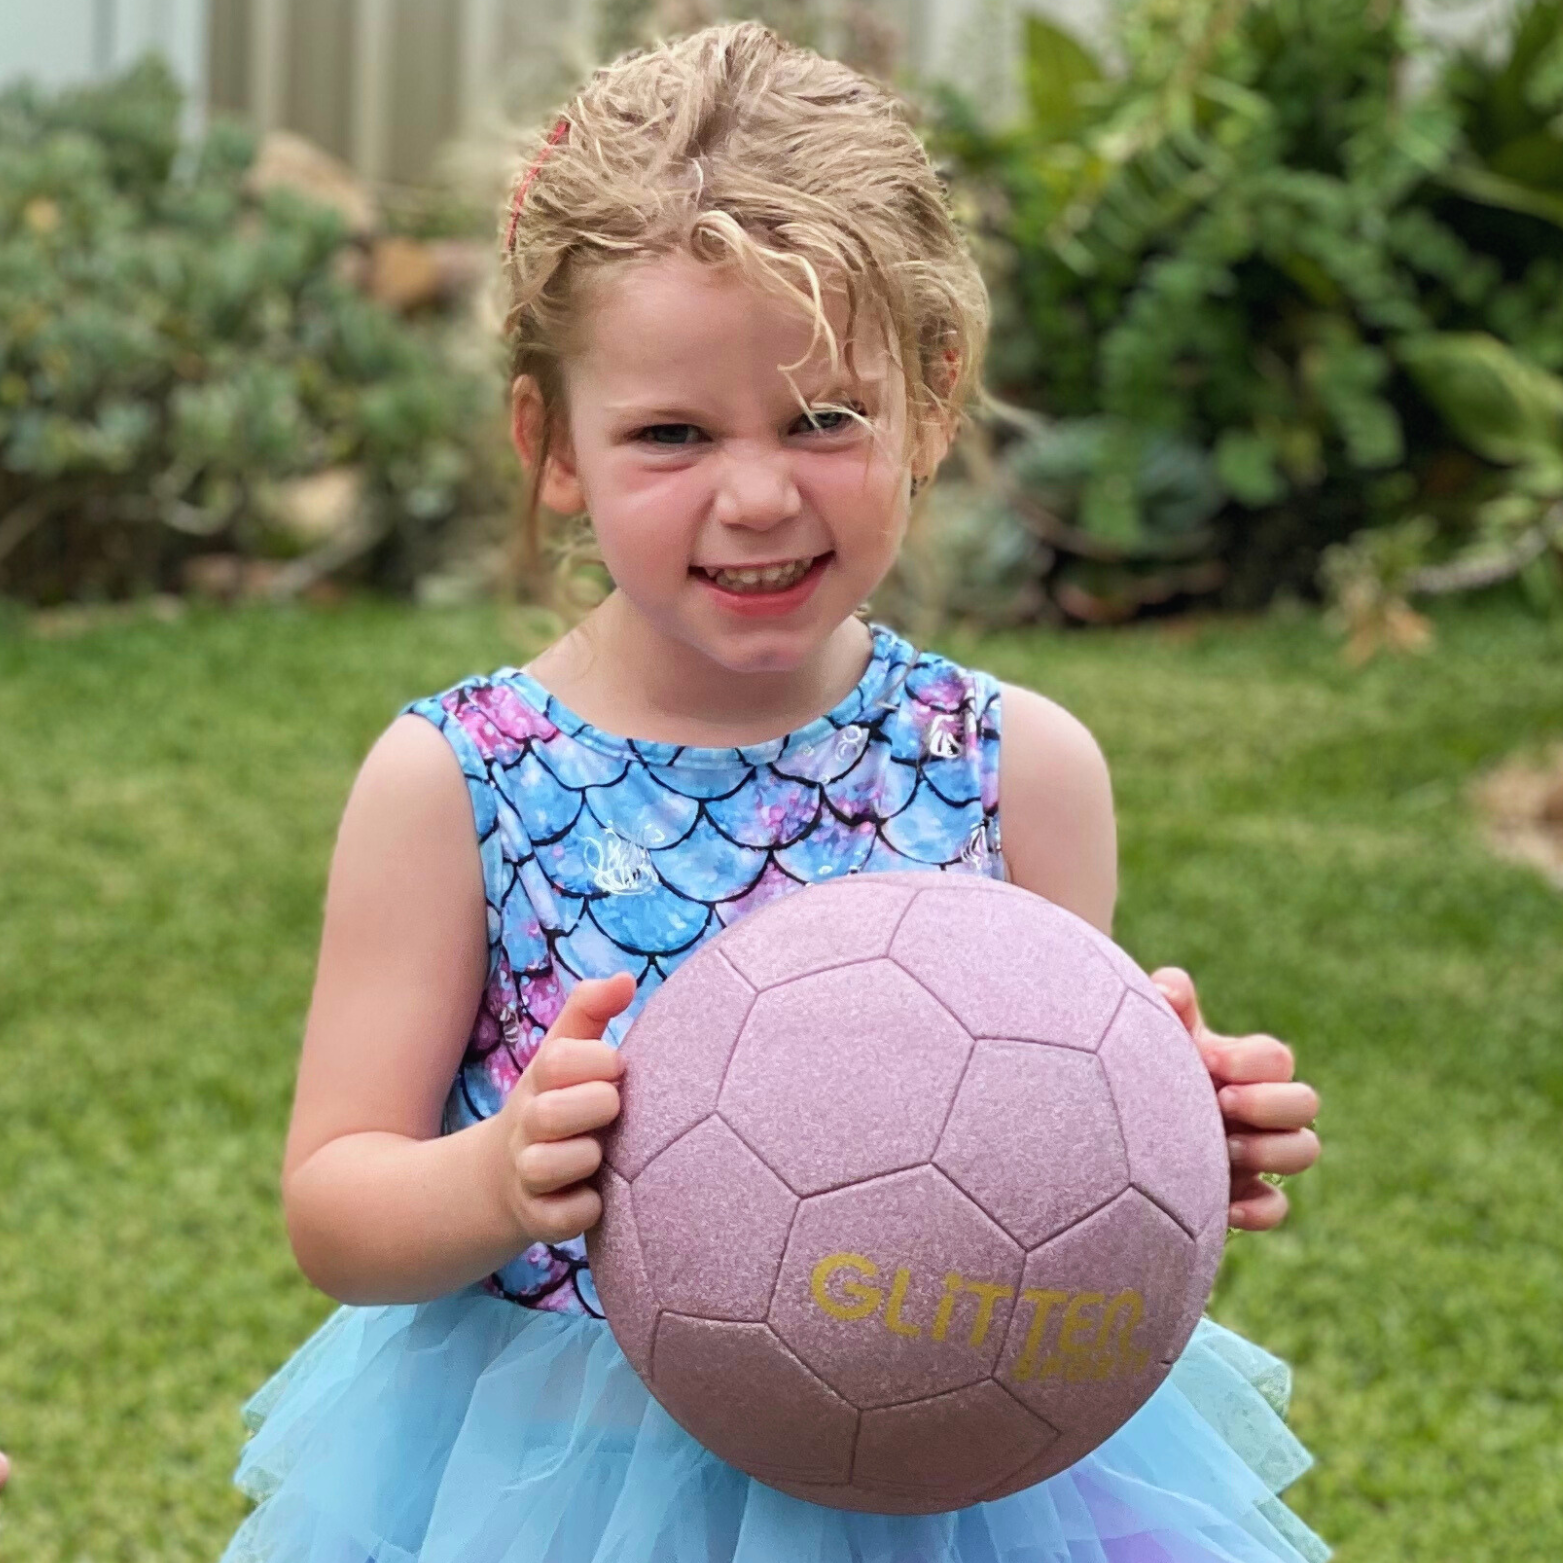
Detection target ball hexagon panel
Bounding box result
[769,1165,1023,1410]
[890,889,1124,1049]
[995,1189,1194,1435]
[633,1117,797,1321]
[853,1379,1058,1511]
[650,1314,858,1486]
[934,1040,1129,1249]
[605,949,755,1180]
[589,1166,658,1376]
[716,877,919,990]
[719,961,972,1197]
[1098,990,1228,1237]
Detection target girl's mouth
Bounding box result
[691,553,832,616]
[696,555,821,594]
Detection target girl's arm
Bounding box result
[996,683,1319,1231]
[281,716,627,1305]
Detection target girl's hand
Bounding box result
[493,972,636,1246]
[1150,967,1320,1232]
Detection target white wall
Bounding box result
[0,0,208,124]
[1407,0,1524,56]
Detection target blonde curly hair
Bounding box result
[501,19,989,566]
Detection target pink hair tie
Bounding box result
[505,117,570,251]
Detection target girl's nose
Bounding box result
[711,450,802,530]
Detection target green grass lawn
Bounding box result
[0,597,1559,1560]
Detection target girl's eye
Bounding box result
[637,424,706,447]
[797,404,865,435]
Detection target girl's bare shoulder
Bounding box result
[995,682,1117,935]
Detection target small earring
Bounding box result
[909,475,925,498]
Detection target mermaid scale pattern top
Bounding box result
[419,623,1004,1316]
[222,624,1330,1563]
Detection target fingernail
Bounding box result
[1227,1135,1246,1163]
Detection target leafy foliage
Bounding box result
[0,59,509,604]
[933,0,1563,624]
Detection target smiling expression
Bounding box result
[521,250,937,677]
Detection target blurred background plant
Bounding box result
[7,0,1563,647]
[0,57,512,607]
[928,0,1563,638]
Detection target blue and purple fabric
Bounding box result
[222,625,1328,1563]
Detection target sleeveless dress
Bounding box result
[222,624,1329,1563]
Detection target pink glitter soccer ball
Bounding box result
[586,873,1227,1514]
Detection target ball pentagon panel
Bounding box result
[1099,990,1229,1237]
[632,1116,797,1322]
[604,948,755,1180]
[890,886,1124,1048]
[590,1165,658,1377]
[934,1040,1129,1248]
[1159,1210,1227,1367]
[715,875,919,989]
[650,1315,858,1488]
[995,1188,1197,1437]
[1074,916,1175,1007]
[719,960,971,1197]
[852,1379,1058,1512]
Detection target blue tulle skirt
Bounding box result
[221,1288,1328,1563]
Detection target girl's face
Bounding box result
[521,250,934,677]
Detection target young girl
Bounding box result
[224,23,1326,1562]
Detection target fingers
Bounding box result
[1218,1080,1319,1131]
[1151,967,1204,1033]
[521,1078,620,1142]
[1205,1034,1295,1084]
[546,972,636,1045]
[525,976,635,1092]
[523,1183,604,1244]
[518,1133,605,1195]
[1228,1127,1320,1176]
[527,1034,623,1093]
[1228,1174,1288,1231]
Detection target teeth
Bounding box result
[707,557,814,593]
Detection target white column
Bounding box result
[351,0,393,181]
[249,0,288,132]
[458,0,503,134]
[924,0,1022,122]
[567,0,599,71]
[109,0,209,132]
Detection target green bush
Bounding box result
[934,0,1563,621]
[0,59,509,605]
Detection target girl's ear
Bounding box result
[511,375,587,515]
[912,411,954,490]
[912,349,961,484]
